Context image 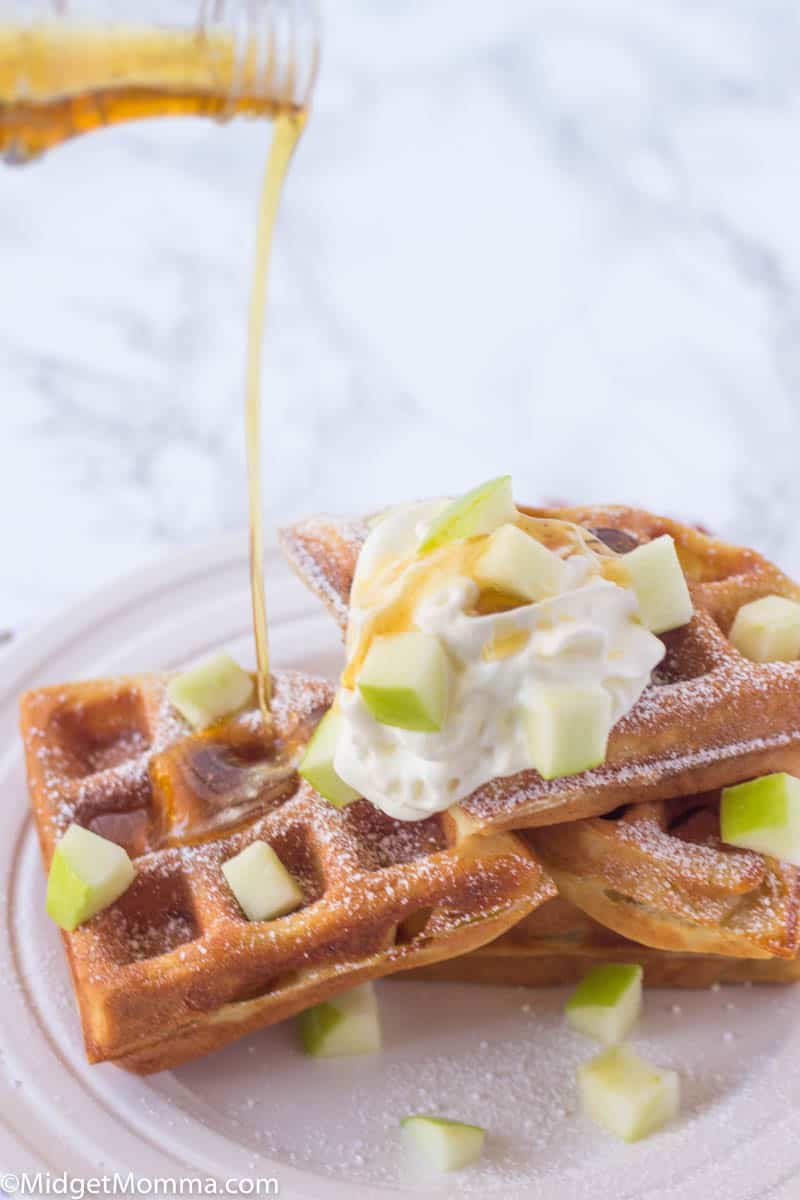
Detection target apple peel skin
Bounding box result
[566,963,643,1044]
[721,773,800,865]
[417,476,517,555]
[299,983,382,1057]
[298,707,360,809]
[46,823,135,932]
[401,1116,486,1172]
[358,632,452,733]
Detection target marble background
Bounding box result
[3,0,800,634]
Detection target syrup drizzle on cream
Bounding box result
[333,500,666,822]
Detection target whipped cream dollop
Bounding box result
[333,500,666,822]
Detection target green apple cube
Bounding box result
[46,823,135,932]
[720,773,800,864]
[358,632,451,732]
[299,982,382,1057]
[167,652,254,730]
[729,595,800,662]
[298,709,360,809]
[566,964,643,1044]
[526,684,612,780]
[621,535,693,634]
[579,1046,680,1142]
[475,523,565,602]
[401,1115,485,1172]
[418,475,516,554]
[222,841,303,921]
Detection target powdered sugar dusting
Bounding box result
[21,666,544,1067]
[280,506,800,832]
[154,976,800,1197]
[534,791,800,960]
[278,516,368,634]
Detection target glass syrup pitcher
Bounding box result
[0,0,319,161]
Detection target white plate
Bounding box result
[1,534,799,1200]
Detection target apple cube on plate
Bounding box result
[566,963,643,1044]
[299,982,382,1057]
[298,708,360,809]
[579,1046,680,1142]
[401,1115,485,1172]
[475,523,565,602]
[621,535,693,635]
[418,475,516,554]
[222,841,304,922]
[167,652,253,730]
[721,773,800,865]
[729,595,800,663]
[47,823,135,931]
[358,632,451,732]
[526,684,612,780]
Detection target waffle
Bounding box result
[20,670,553,1073]
[279,503,800,834]
[404,896,800,989]
[530,793,800,959]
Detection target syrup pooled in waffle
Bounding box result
[279,503,800,833]
[21,670,552,1074]
[530,792,800,960]
[404,896,800,990]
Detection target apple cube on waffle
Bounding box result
[20,671,552,1074]
[279,503,800,833]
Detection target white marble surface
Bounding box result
[3,0,800,633]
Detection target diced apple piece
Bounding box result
[475,523,565,602]
[526,684,612,780]
[418,476,516,554]
[621,535,693,635]
[578,1046,680,1142]
[358,632,451,732]
[401,1115,485,1172]
[721,773,800,865]
[299,982,382,1057]
[298,708,360,809]
[729,595,800,663]
[566,964,643,1044]
[167,652,253,730]
[222,840,303,921]
[46,823,135,932]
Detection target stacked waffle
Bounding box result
[20,503,800,1074]
[21,672,549,1072]
[280,505,800,989]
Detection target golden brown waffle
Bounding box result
[279,503,800,833]
[405,897,800,989]
[20,671,553,1073]
[530,792,800,959]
